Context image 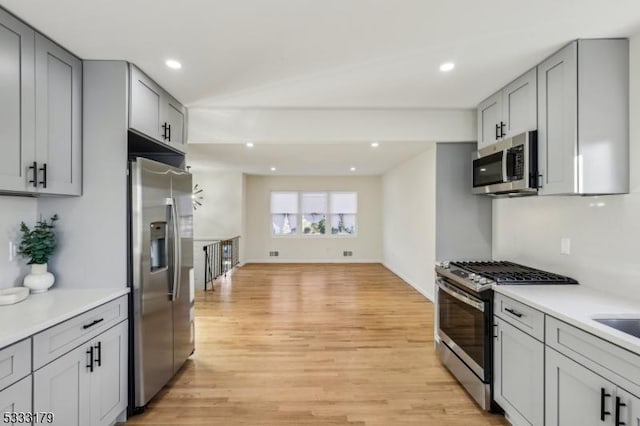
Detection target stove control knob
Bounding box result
[441,261,450,269]
[478,277,488,284]
[468,273,476,280]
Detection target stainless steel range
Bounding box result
[434,261,577,411]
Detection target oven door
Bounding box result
[436,278,487,381]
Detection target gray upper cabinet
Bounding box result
[477,92,502,149]
[538,39,629,195]
[477,68,537,150]
[129,64,186,153]
[35,34,82,196]
[0,9,35,193]
[0,9,82,196]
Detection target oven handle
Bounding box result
[437,279,485,312]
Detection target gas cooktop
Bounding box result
[436,260,578,293]
[450,261,578,285]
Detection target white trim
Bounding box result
[382,262,434,302]
[244,258,382,264]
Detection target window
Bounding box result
[301,192,327,235]
[271,192,298,235]
[330,192,357,235]
[270,191,357,237]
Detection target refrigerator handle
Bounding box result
[171,199,181,301]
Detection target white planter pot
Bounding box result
[23,263,55,294]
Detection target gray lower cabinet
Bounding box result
[34,320,128,426]
[0,376,32,425]
[545,346,615,426]
[616,387,640,426]
[0,8,35,193]
[34,33,83,196]
[494,317,544,426]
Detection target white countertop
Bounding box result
[0,287,129,349]
[494,284,640,356]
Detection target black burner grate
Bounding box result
[449,261,578,285]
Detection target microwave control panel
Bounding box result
[506,145,525,181]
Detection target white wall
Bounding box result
[244,175,382,262]
[188,108,476,144]
[191,169,245,288]
[492,31,640,300]
[382,147,437,300]
[0,197,37,288]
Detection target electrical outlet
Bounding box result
[560,238,571,255]
[8,241,16,262]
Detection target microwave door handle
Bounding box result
[437,279,484,312]
[502,150,508,183]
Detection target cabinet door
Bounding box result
[0,376,32,425]
[477,91,502,149]
[493,317,544,426]
[34,344,91,426]
[537,41,578,195]
[90,321,128,426]
[130,65,163,142]
[503,68,537,138]
[164,95,186,152]
[616,388,640,426]
[0,9,35,192]
[35,33,82,196]
[546,347,615,426]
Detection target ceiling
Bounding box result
[3,0,640,175]
[187,141,434,175]
[2,0,640,109]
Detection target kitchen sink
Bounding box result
[593,318,640,339]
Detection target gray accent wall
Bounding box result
[436,142,492,261]
[37,61,129,288]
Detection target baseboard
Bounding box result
[243,258,383,264]
[382,262,434,302]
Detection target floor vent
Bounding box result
[343,251,353,257]
[269,251,279,257]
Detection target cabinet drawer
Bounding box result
[0,339,31,392]
[546,316,640,392]
[0,375,32,419]
[33,296,128,370]
[494,293,544,341]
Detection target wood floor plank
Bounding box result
[124,263,508,425]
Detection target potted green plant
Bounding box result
[17,214,59,293]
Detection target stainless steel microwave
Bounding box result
[472,130,538,195]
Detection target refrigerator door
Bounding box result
[171,170,195,373]
[131,158,175,408]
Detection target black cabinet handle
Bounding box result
[162,122,169,140]
[500,121,506,138]
[39,163,47,188]
[493,323,498,339]
[615,396,627,426]
[28,161,38,188]
[505,307,523,318]
[601,388,612,421]
[94,341,102,367]
[495,124,500,140]
[167,124,171,142]
[82,318,104,330]
[86,346,94,372]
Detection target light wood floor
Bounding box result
[125,263,508,425]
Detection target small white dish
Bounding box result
[0,287,30,305]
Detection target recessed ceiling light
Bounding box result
[165,59,182,70]
[246,142,254,148]
[371,142,379,148]
[439,62,455,72]
[350,167,356,172]
[270,167,277,172]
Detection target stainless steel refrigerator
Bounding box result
[130,157,194,410]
